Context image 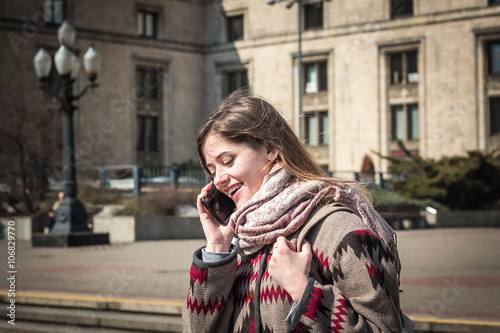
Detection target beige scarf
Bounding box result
[229,165,395,255]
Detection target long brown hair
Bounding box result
[197,89,368,198]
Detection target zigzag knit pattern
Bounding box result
[366,263,385,282]
[232,253,294,333]
[250,254,263,282]
[335,230,395,291]
[235,260,253,287]
[186,291,225,316]
[293,322,308,332]
[189,264,208,287]
[312,247,344,285]
[336,229,395,264]
[234,255,262,308]
[234,270,251,307]
[260,284,293,305]
[304,287,324,321]
[314,248,329,270]
[331,293,347,332]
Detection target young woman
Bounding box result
[182,89,414,333]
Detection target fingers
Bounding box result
[197,183,219,226]
[199,183,212,199]
[275,236,296,252]
[268,238,313,303]
[300,239,312,257]
[196,183,213,211]
[283,237,297,252]
[271,238,312,261]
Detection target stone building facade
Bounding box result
[1,0,500,175]
[1,0,207,169]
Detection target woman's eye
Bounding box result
[223,159,234,166]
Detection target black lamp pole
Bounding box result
[53,75,95,233]
[34,21,100,234]
[61,74,78,200]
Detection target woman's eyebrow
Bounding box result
[205,151,231,169]
[216,151,231,160]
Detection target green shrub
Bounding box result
[122,185,198,216]
[371,188,449,212]
[78,185,199,216]
[79,186,123,205]
[376,142,500,210]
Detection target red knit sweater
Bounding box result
[183,210,410,332]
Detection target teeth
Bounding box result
[228,184,242,195]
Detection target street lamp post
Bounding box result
[33,20,101,235]
[267,0,303,139]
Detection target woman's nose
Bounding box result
[213,171,229,187]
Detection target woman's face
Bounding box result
[202,133,276,209]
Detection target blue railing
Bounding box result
[74,164,207,196]
[49,166,403,196]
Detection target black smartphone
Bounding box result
[201,183,236,225]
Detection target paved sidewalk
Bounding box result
[1,239,204,304]
[1,228,499,330]
[397,228,500,324]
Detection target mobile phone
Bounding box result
[200,183,236,225]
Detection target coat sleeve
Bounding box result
[287,212,404,333]
[182,246,237,333]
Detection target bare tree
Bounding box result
[0,84,62,214]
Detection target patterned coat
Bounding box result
[182,209,408,332]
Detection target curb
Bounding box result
[410,316,500,332]
[0,290,184,315]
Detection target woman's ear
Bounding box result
[265,143,278,162]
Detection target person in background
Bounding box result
[47,191,64,231]
[182,89,414,333]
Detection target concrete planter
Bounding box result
[0,213,48,241]
[93,216,136,243]
[135,216,205,240]
[93,215,204,244]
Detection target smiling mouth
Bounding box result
[227,183,242,198]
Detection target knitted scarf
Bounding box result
[229,165,396,256]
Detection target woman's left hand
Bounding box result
[268,236,312,303]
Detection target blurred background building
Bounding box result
[1,0,499,175]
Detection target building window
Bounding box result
[391,104,419,141]
[43,0,67,25]
[490,0,500,5]
[304,61,327,94]
[305,111,328,146]
[227,15,244,42]
[224,69,248,97]
[137,115,159,152]
[390,0,413,19]
[389,50,418,84]
[488,41,500,75]
[138,10,158,39]
[491,97,500,136]
[304,2,323,30]
[136,66,162,100]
